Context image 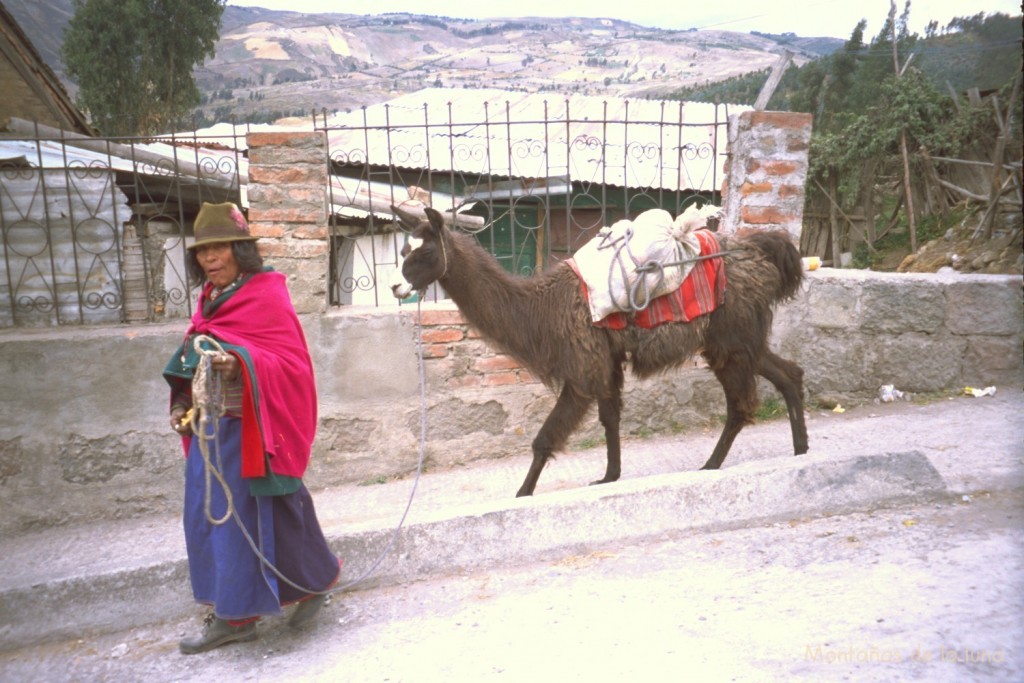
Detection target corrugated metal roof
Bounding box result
[0,136,246,207]
[1,138,128,172]
[323,88,748,193]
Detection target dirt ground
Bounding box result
[889,208,1023,275]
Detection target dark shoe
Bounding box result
[179,614,257,655]
[289,593,328,628]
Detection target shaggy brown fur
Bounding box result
[392,206,808,497]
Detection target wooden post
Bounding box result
[862,158,877,246]
[981,134,1007,239]
[1002,71,1023,206]
[753,50,793,111]
[891,1,917,253]
[829,168,842,268]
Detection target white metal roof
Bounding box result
[323,88,748,193]
[0,137,246,205]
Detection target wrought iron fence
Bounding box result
[1,96,732,325]
[319,94,733,307]
[0,123,245,327]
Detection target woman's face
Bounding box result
[195,242,240,288]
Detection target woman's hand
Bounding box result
[170,405,192,436]
[212,353,241,381]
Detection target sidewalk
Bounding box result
[1,387,1021,653]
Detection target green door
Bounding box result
[475,203,540,277]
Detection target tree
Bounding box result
[61,0,225,136]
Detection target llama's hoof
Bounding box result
[588,477,617,486]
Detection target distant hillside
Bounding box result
[4,0,76,85]
[8,0,843,125]
[11,1,1018,128]
[912,16,1022,93]
[671,14,1023,107]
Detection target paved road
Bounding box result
[1,388,1021,682]
[4,487,1021,682]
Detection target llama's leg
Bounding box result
[516,386,592,497]
[758,350,809,455]
[592,364,625,486]
[701,362,758,470]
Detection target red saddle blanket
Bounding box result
[566,229,726,329]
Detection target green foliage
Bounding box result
[851,202,974,268]
[677,6,1019,207]
[668,69,770,105]
[916,13,1022,92]
[785,5,1019,254]
[62,0,226,136]
[754,396,786,421]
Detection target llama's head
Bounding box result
[390,205,449,300]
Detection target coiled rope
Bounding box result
[189,336,232,527]
[189,301,428,595]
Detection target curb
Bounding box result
[0,451,948,652]
[332,450,948,586]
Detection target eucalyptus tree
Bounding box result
[61,0,225,136]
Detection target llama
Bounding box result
[390,205,808,497]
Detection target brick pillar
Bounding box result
[246,131,329,314]
[719,111,813,244]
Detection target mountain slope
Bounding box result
[9,1,841,122]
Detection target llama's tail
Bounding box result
[741,230,804,300]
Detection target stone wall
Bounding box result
[1,271,1020,536]
[773,270,1023,400]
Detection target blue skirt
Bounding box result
[183,417,340,620]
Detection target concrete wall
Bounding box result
[1,269,1021,536]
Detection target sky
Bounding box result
[228,0,1021,40]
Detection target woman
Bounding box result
[163,202,340,655]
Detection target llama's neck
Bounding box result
[441,233,549,359]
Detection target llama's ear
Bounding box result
[424,206,447,231]
[390,204,422,229]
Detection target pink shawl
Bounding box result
[185,271,318,478]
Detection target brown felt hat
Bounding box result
[188,202,257,250]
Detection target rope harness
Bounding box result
[189,308,429,596]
